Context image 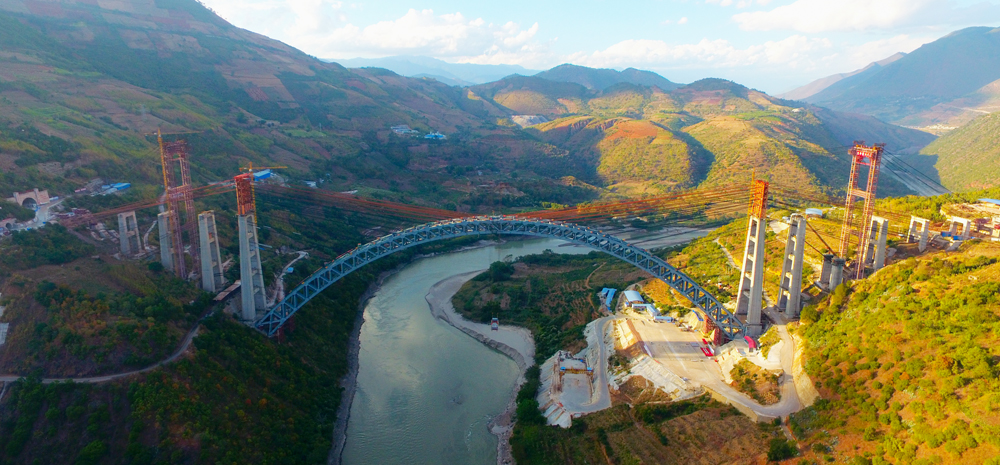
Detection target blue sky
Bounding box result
[199,0,1000,93]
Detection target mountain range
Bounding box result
[793,27,1000,128]
[780,26,1000,192]
[327,55,540,87]
[0,0,966,216]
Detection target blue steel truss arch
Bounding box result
[255,216,747,339]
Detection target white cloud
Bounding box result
[707,0,771,8]
[201,3,550,64]
[570,35,832,70]
[842,34,933,69]
[678,17,689,25]
[203,0,348,40]
[733,0,934,33]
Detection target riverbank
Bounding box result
[326,268,385,465]
[425,271,535,465]
[328,238,522,465]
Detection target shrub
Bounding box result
[768,438,798,461]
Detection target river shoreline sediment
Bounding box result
[328,239,517,465]
[425,271,535,465]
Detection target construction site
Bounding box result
[5,137,997,421]
[526,142,1000,427]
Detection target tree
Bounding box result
[767,438,798,461]
[0,200,35,222]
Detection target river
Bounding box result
[341,238,589,465]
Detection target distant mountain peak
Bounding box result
[779,52,906,101]
[534,64,681,91]
[800,26,1000,123]
[325,56,539,86]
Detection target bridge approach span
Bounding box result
[254,216,747,339]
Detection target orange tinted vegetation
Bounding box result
[605,120,659,140]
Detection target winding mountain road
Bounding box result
[0,308,212,385]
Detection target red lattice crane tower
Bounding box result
[838,141,884,279]
[158,130,199,279]
[235,162,286,218]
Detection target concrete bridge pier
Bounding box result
[948,217,971,241]
[198,211,225,293]
[157,211,174,273]
[778,214,806,318]
[117,211,141,257]
[819,254,834,290]
[829,257,846,290]
[908,217,930,252]
[736,216,766,336]
[864,216,889,272]
[238,214,267,322]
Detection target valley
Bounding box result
[1,1,1000,465]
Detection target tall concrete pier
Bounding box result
[735,180,769,336]
[829,257,846,290]
[117,211,141,257]
[908,217,930,252]
[198,211,225,293]
[819,254,834,290]
[949,217,971,241]
[778,214,807,317]
[864,216,889,272]
[157,211,174,273]
[238,214,266,322]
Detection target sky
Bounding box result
[197,0,1000,94]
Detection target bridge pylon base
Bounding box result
[238,214,266,322]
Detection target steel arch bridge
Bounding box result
[254,216,747,340]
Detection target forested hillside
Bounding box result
[0,0,601,212]
[912,111,1000,191]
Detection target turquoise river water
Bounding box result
[341,238,588,465]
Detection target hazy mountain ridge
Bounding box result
[780,52,906,101]
[534,63,681,91]
[804,27,1000,124]
[328,55,539,86]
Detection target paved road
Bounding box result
[631,315,802,419]
[268,251,309,306]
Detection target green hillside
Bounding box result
[0,0,599,212]
[791,242,1000,464]
[913,111,1000,190]
[474,76,930,196]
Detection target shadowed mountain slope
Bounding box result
[805,27,1000,123]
